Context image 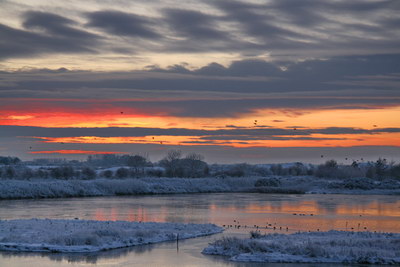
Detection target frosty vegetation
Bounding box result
[0,219,223,253]
[202,230,400,264]
[0,151,399,199]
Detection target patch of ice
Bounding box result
[0,219,223,253]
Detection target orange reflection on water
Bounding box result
[205,198,399,233]
[93,206,169,223]
[335,200,400,217]
[91,196,399,233]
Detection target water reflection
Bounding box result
[77,194,400,233]
[0,193,399,266]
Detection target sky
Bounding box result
[0,0,400,163]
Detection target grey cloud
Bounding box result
[151,54,400,82]
[1,54,400,117]
[1,0,400,59]
[0,12,100,59]
[23,11,97,40]
[326,0,399,13]
[207,0,400,55]
[1,126,399,139]
[196,60,282,76]
[86,10,161,39]
[137,98,398,117]
[212,0,315,47]
[198,136,347,141]
[266,0,328,27]
[163,8,229,41]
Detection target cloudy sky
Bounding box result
[0,0,399,163]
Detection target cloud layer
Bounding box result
[1,0,399,162]
[1,0,399,61]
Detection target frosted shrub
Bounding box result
[254,178,281,187]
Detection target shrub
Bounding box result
[328,178,375,190]
[116,167,129,178]
[315,160,340,178]
[81,167,96,179]
[160,151,208,177]
[254,178,281,187]
[145,168,163,177]
[390,164,400,179]
[270,164,283,175]
[101,170,113,178]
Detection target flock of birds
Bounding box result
[223,220,290,232]
[221,213,371,233]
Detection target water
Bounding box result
[0,193,399,266]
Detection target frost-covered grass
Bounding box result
[203,230,400,264]
[0,177,259,199]
[0,219,223,253]
[0,176,398,200]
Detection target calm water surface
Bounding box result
[0,193,399,266]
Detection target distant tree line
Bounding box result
[1,152,399,180]
[0,156,21,165]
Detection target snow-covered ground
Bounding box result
[203,230,400,264]
[0,176,399,199]
[0,219,222,253]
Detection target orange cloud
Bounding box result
[33,132,400,148]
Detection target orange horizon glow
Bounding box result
[2,99,400,152]
[32,132,400,148]
[1,99,400,130]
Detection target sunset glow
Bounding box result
[1,0,399,162]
